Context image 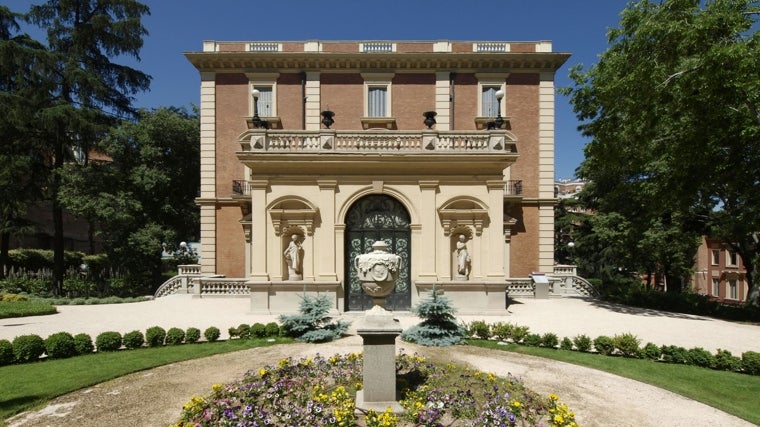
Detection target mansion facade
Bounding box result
[185,40,569,313]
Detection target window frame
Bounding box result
[362,73,394,118]
[728,279,738,299]
[726,250,738,267]
[710,249,720,265]
[247,73,280,118]
[711,278,720,297]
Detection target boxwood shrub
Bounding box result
[95,331,122,352]
[204,326,221,342]
[145,326,166,347]
[123,330,145,349]
[73,333,94,355]
[714,349,742,372]
[593,335,615,356]
[165,327,185,345]
[185,327,201,343]
[573,334,592,352]
[742,351,760,375]
[0,339,14,365]
[44,332,77,359]
[251,323,267,338]
[523,333,542,347]
[236,324,251,340]
[265,322,280,338]
[640,342,661,360]
[541,332,559,348]
[12,334,45,362]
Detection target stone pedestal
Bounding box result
[354,305,404,413]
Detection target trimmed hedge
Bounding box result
[95,331,122,352]
[12,334,45,362]
[44,332,77,359]
[73,333,94,355]
[0,339,14,365]
[165,327,185,345]
[204,326,220,342]
[123,330,145,349]
[146,326,166,347]
[185,327,201,344]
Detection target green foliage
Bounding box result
[572,334,592,352]
[228,326,239,339]
[12,334,45,362]
[687,347,716,369]
[165,327,185,345]
[401,290,465,346]
[661,345,690,364]
[185,327,201,344]
[73,333,94,355]
[145,326,166,347]
[264,322,280,338]
[714,349,742,372]
[540,332,559,349]
[509,325,530,343]
[203,326,221,342]
[122,330,145,349]
[560,337,574,351]
[95,332,122,352]
[467,320,491,340]
[593,335,615,356]
[613,333,641,358]
[279,294,350,343]
[640,342,662,361]
[490,321,513,341]
[0,300,57,318]
[742,351,760,376]
[44,332,76,359]
[250,323,267,338]
[0,339,15,365]
[235,324,251,340]
[523,333,542,347]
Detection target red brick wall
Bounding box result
[320,73,364,130]
[392,74,436,130]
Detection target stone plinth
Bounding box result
[354,305,404,413]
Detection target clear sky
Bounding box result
[6,0,629,179]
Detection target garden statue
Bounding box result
[283,234,304,280]
[455,234,471,280]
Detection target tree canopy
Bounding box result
[563,0,760,301]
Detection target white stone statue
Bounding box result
[283,234,303,280]
[455,234,471,280]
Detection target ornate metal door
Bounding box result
[345,195,411,311]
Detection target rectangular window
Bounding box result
[367,86,387,117]
[729,279,738,299]
[711,249,720,265]
[727,250,738,267]
[712,278,720,296]
[254,86,273,117]
[481,86,500,117]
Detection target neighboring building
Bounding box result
[692,237,748,303]
[554,178,586,200]
[185,40,569,313]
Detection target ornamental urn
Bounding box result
[354,241,401,308]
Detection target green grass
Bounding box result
[0,301,57,319]
[469,340,760,425]
[0,337,292,421]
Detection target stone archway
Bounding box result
[345,194,411,311]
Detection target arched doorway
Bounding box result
[345,194,411,311]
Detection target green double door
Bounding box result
[345,195,411,311]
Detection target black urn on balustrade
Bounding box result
[423,111,437,129]
[321,110,335,129]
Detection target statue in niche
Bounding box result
[284,234,304,280]
[455,234,471,280]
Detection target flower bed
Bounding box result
[172,352,578,427]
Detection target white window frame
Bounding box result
[712,278,720,296]
[247,73,280,118]
[362,73,394,118]
[710,249,720,265]
[475,73,508,117]
[726,250,738,267]
[729,279,738,299]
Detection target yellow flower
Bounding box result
[511,400,522,408]
[258,368,267,376]
[211,383,222,392]
[549,393,559,401]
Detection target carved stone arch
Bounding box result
[338,185,419,225]
[438,197,489,236]
[267,196,319,236]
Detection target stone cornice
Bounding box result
[185,51,570,73]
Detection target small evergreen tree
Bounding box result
[279,294,350,343]
[401,289,466,346]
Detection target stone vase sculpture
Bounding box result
[354,240,401,308]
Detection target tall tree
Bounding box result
[59,107,200,294]
[25,0,151,294]
[563,0,760,302]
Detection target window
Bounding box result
[711,249,720,265]
[474,73,508,129]
[481,86,501,118]
[712,278,720,297]
[727,250,738,267]
[253,86,273,116]
[729,279,738,299]
[367,86,387,117]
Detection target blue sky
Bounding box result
[6,0,629,178]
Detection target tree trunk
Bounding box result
[53,133,64,296]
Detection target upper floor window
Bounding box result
[711,249,720,265]
[727,250,738,267]
[481,86,501,117]
[247,73,280,119]
[367,86,388,117]
[253,86,273,116]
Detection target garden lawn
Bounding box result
[470,340,760,425]
[0,338,292,421]
[0,301,57,319]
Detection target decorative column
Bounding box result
[418,181,439,280]
[249,179,269,281]
[317,180,338,281]
[486,180,506,280]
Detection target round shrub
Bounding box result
[12,334,45,362]
[541,332,559,348]
[145,326,166,347]
[228,326,239,339]
[468,320,491,340]
[741,351,760,375]
[251,323,267,338]
[490,322,513,341]
[95,331,122,352]
[613,333,641,358]
[640,342,661,360]
[264,322,280,338]
[523,333,542,347]
[165,327,185,345]
[0,339,14,365]
[123,330,145,349]
[687,347,716,368]
[560,337,574,351]
[236,324,251,340]
[573,334,592,352]
[714,349,742,372]
[661,345,689,364]
[204,326,221,342]
[593,335,615,356]
[44,332,77,359]
[73,333,94,355]
[185,327,201,344]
